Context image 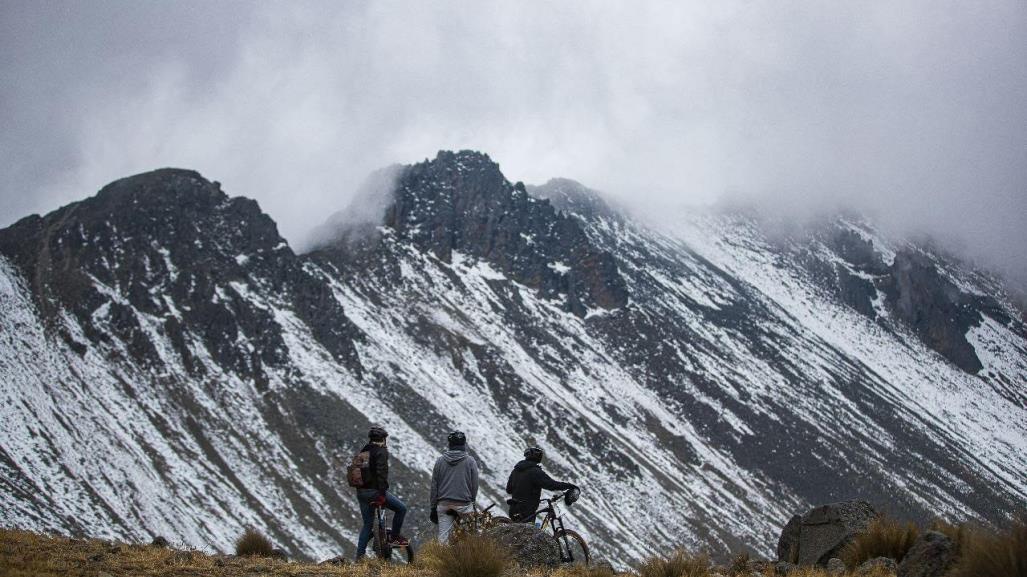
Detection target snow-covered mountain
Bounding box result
[1,151,1024,562]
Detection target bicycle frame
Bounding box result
[534,500,564,534]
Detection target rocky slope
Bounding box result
[1,151,1024,562]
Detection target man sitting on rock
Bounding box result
[505,446,577,523]
[429,431,480,543]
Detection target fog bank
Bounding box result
[1,1,1024,283]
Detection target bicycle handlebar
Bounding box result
[542,489,574,504]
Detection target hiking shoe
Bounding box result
[387,535,409,547]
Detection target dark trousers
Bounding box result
[355,489,407,558]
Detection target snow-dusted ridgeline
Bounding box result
[1,153,1025,564]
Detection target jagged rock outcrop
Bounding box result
[881,249,983,372]
[0,168,362,382]
[323,150,629,316]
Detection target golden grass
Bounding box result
[0,528,432,577]
[636,550,710,577]
[840,515,919,568]
[547,563,617,577]
[760,566,893,577]
[929,519,969,556]
[728,550,750,575]
[947,518,1027,577]
[234,527,274,557]
[417,534,510,577]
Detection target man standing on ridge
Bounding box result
[429,431,480,543]
[354,426,408,559]
[505,446,577,523]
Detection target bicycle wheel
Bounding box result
[370,519,389,560]
[492,516,511,524]
[554,529,590,565]
[390,543,415,564]
[371,533,414,563]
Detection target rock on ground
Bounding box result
[857,556,898,575]
[483,523,561,567]
[827,557,847,574]
[898,531,957,577]
[774,561,798,575]
[783,500,877,566]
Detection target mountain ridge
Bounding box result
[1,151,1024,563]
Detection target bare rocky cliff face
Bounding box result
[1,151,1024,563]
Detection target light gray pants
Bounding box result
[436,500,475,544]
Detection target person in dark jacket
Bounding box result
[505,446,577,522]
[429,431,480,543]
[355,426,408,559]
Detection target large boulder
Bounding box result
[898,531,957,577]
[778,500,877,566]
[777,514,802,562]
[483,523,561,567]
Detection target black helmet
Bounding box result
[565,486,581,506]
[524,446,544,463]
[447,431,466,448]
[368,426,389,441]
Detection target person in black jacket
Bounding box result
[355,426,408,559]
[505,446,577,522]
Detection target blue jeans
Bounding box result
[355,489,407,559]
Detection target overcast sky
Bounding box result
[1,1,1024,283]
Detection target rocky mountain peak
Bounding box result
[326,150,630,316]
[0,168,359,382]
[94,168,220,203]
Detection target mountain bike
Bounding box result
[450,503,511,537]
[370,503,414,563]
[519,489,590,565]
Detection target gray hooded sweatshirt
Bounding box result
[429,448,479,506]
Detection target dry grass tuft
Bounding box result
[841,515,919,568]
[929,519,970,556]
[948,518,1027,577]
[636,549,710,577]
[235,527,275,557]
[418,534,509,577]
[728,550,750,575]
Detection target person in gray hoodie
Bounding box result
[429,431,479,543]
